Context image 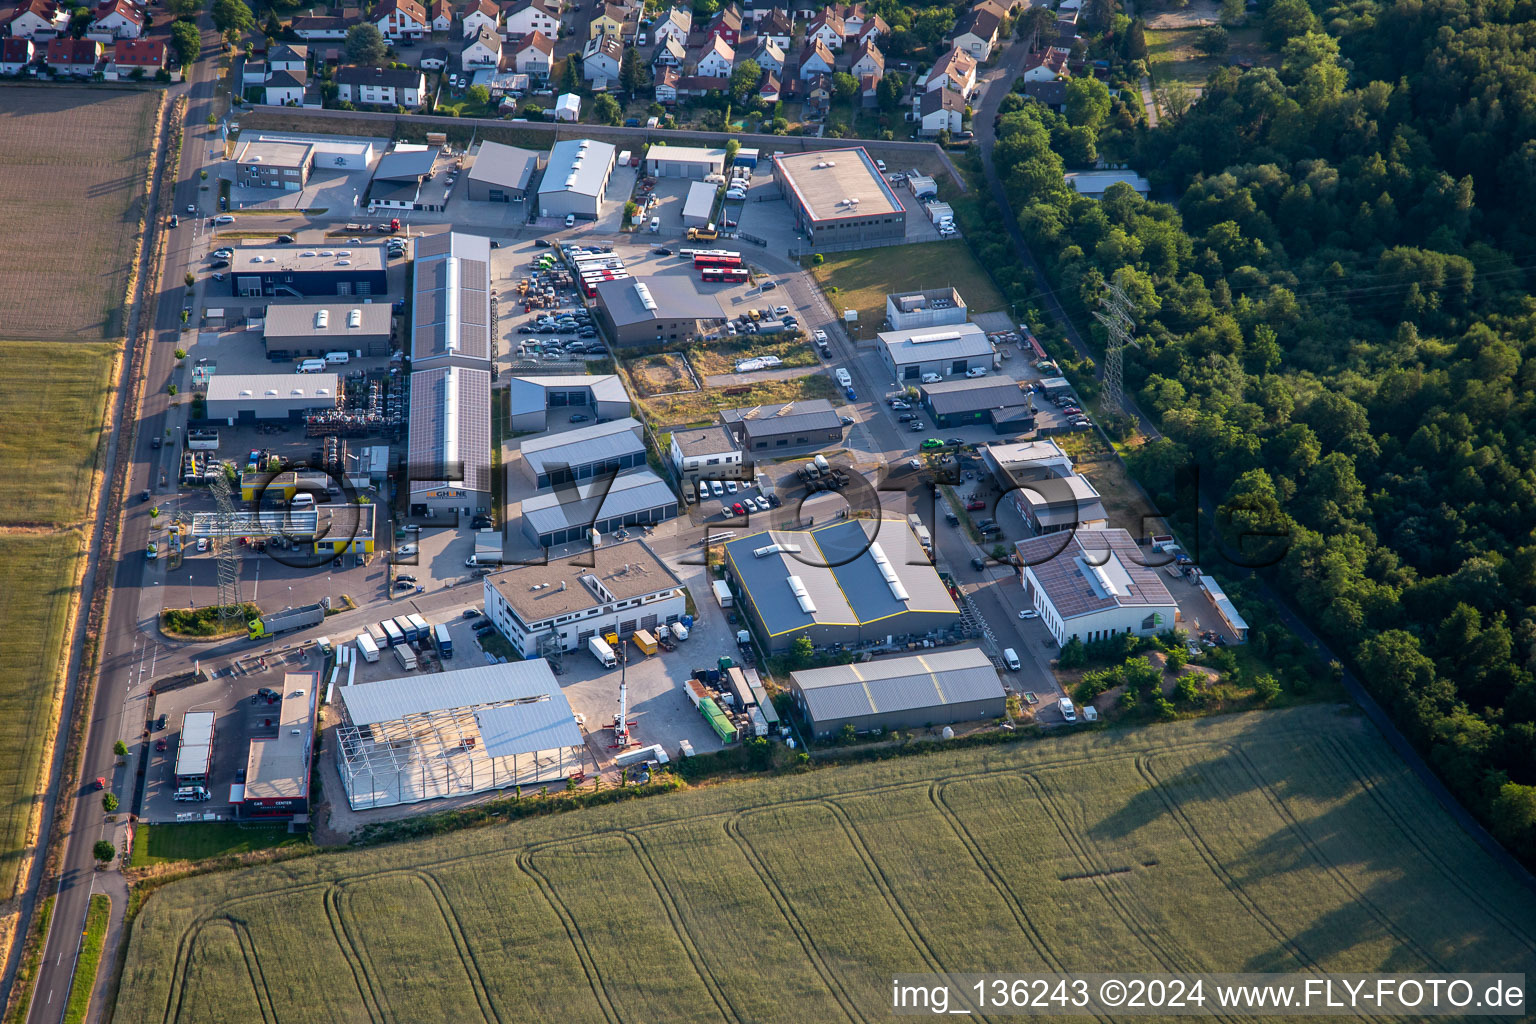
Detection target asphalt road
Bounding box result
[24,20,225,1023]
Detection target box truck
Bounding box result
[712,580,733,608]
[395,645,418,671]
[354,632,381,663]
[632,629,658,656]
[669,621,690,641]
[588,636,618,669]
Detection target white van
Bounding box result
[564,213,576,227]
[649,216,660,232]
[290,493,315,509]
[298,358,327,373]
[1002,648,1020,671]
[1059,697,1077,722]
[324,351,350,365]
[174,786,210,802]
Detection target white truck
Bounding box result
[588,636,618,669]
[669,621,690,641]
[394,645,418,671]
[354,632,381,663]
[712,579,733,608]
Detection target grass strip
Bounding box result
[62,894,109,1024]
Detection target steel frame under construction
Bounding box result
[332,665,588,810]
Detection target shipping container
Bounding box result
[724,666,754,709]
[699,697,737,742]
[631,629,658,656]
[394,645,418,671]
[407,613,430,642]
[432,623,453,659]
[366,623,388,647]
[379,619,405,646]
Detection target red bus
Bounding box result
[701,267,751,283]
[694,254,744,269]
[581,273,630,298]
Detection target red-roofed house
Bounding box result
[88,0,145,38]
[704,4,740,45]
[109,36,164,75]
[512,29,552,75]
[797,38,834,79]
[7,0,68,38]
[1021,45,1070,82]
[654,65,679,102]
[461,0,497,36]
[926,47,977,96]
[850,37,882,79]
[45,37,102,75]
[373,0,427,39]
[804,7,843,49]
[676,73,728,97]
[758,69,780,102]
[693,35,733,77]
[1,37,36,73]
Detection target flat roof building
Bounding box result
[230,245,389,298]
[517,417,646,488]
[483,539,687,656]
[878,322,993,382]
[204,372,340,421]
[982,439,1105,534]
[919,376,1035,432]
[367,145,439,209]
[466,140,543,202]
[518,467,678,547]
[1065,169,1151,199]
[787,648,1005,738]
[1018,528,1178,647]
[668,422,743,480]
[593,275,723,348]
[235,671,318,818]
[538,137,617,220]
[886,287,967,331]
[682,179,718,227]
[261,301,392,359]
[646,144,728,179]
[410,231,493,370]
[234,138,315,191]
[407,365,493,516]
[722,518,961,652]
[189,502,378,555]
[508,373,631,431]
[772,147,906,247]
[333,662,589,810]
[721,399,844,452]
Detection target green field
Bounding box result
[809,240,1007,333]
[0,342,117,526]
[1146,25,1272,87]
[118,707,1536,1023]
[130,823,308,868]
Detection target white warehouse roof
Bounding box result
[539,138,616,200]
[878,323,993,366]
[205,373,340,403]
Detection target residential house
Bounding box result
[108,36,162,75]
[830,1,866,37]
[88,0,144,40]
[693,35,732,77]
[268,43,307,71]
[797,38,833,79]
[951,5,1001,60]
[758,69,780,101]
[704,4,740,45]
[512,29,552,74]
[290,14,358,39]
[336,64,426,106]
[588,2,630,39]
[429,0,452,30]
[502,0,557,38]
[242,59,267,89]
[651,6,690,46]
[265,67,308,103]
[650,35,684,74]
[654,64,678,102]
[919,85,963,135]
[926,47,976,96]
[45,37,102,75]
[7,0,67,38]
[859,71,879,105]
[802,72,831,113]
[419,43,448,68]
[460,0,497,34]
[373,0,428,39]
[972,0,1011,20]
[804,7,842,49]
[581,33,622,83]
[676,73,727,97]
[755,7,791,47]
[1020,45,1069,82]
[854,13,886,44]
[1023,78,1065,111]
[2,38,36,73]
[462,24,501,65]
[850,36,881,78]
[749,38,783,74]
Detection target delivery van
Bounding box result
[1002,648,1020,671]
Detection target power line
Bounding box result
[1093,280,1137,413]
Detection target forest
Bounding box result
[987,0,1536,857]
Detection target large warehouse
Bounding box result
[508,373,631,431]
[333,662,589,810]
[517,417,646,488]
[204,372,340,421]
[787,648,1005,739]
[466,140,543,202]
[919,376,1035,432]
[261,301,392,359]
[410,231,493,371]
[231,246,389,298]
[722,518,961,653]
[646,144,728,179]
[482,539,686,657]
[1018,528,1179,646]
[721,399,844,452]
[878,323,994,382]
[234,671,317,819]
[592,276,723,348]
[518,467,679,547]
[772,147,907,247]
[538,137,616,220]
[407,365,493,517]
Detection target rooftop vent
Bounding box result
[786,575,816,614]
[239,389,253,397]
[347,309,361,328]
[908,329,963,345]
[634,282,657,311]
[753,542,802,558]
[315,309,329,329]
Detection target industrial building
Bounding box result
[234,671,318,818]
[1198,574,1249,642]
[518,467,679,547]
[482,539,686,657]
[203,372,340,421]
[721,399,843,452]
[410,231,493,371]
[772,147,907,247]
[230,246,389,298]
[407,365,493,517]
[261,301,392,359]
[646,144,728,178]
[173,710,215,786]
[466,140,543,202]
[682,179,718,227]
[189,503,378,554]
[518,417,646,488]
[332,662,589,810]
[878,322,993,382]
[508,373,631,431]
[366,145,439,209]
[247,133,376,169]
[1018,528,1179,647]
[234,138,315,191]
[668,422,742,480]
[983,439,1106,533]
[722,519,961,653]
[886,287,967,330]
[592,276,723,348]
[1065,169,1151,198]
[537,137,616,220]
[787,648,1005,738]
[919,376,1035,432]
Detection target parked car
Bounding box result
[570,413,589,422]
[966,499,986,511]
[971,556,986,570]
[1019,609,1039,619]
[276,234,295,244]
[652,247,671,255]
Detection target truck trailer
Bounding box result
[433,623,453,659]
[712,580,733,608]
[354,632,381,662]
[394,645,418,671]
[248,602,327,640]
